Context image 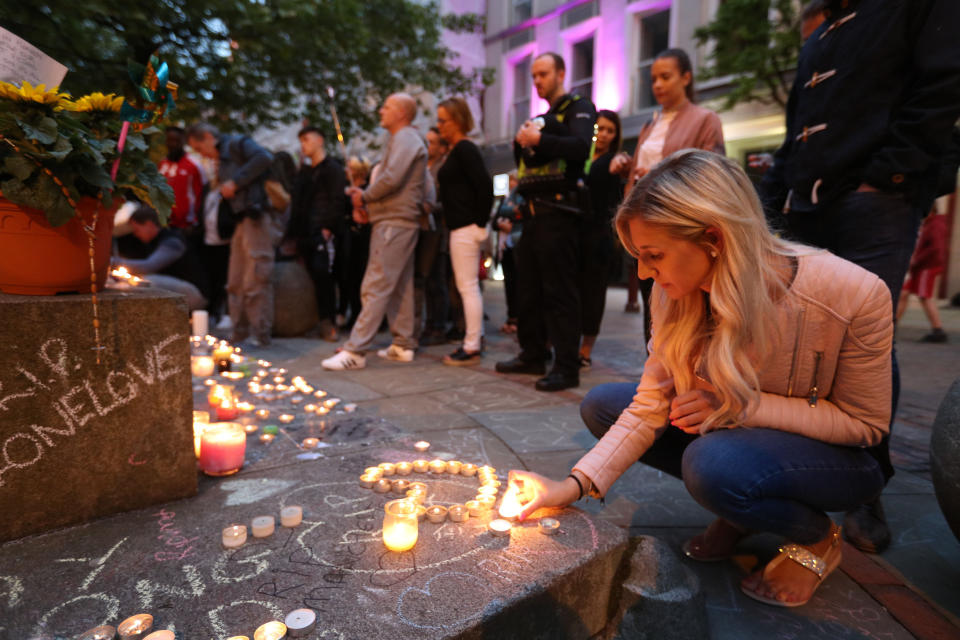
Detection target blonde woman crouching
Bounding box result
[507,149,891,607]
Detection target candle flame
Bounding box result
[499,484,523,519]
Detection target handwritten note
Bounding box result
[0,26,68,88]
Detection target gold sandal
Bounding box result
[740,523,842,608]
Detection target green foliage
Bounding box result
[693,0,802,111]
[1,0,492,136]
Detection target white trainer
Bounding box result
[376,344,415,362]
[321,350,366,370]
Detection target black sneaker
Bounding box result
[495,357,546,375]
[443,347,482,366]
[920,328,947,343]
[535,371,579,392]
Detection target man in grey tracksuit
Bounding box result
[323,93,429,369]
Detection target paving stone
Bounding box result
[404,426,527,472]
[357,394,481,432]
[426,380,567,414]
[469,406,596,454]
[0,447,626,640]
[0,289,197,543]
[338,362,493,397]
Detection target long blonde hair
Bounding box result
[615,149,806,430]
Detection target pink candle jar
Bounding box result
[198,422,247,476]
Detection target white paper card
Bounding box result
[0,26,68,88]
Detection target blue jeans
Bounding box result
[580,383,886,544]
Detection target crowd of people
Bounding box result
[111,0,960,612]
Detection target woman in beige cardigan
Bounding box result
[508,151,891,608]
[613,48,725,323]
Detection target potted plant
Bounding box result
[0,80,174,295]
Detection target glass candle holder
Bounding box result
[191,355,215,378]
[192,411,210,459]
[383,499,419,552]
[199,422,246,476]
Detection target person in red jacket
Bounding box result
[897,211,949,343]
[159,126,205,231]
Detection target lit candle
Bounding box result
[191,309,209,338]
[446,460,463,475]
[117,613,153,639]
[478,485,499,497]
[222,371,245,380]
[191,355,215,378]
[278,413,295,424]
[301,437,319,449]
[259,433,275,444]
[407,481,427,492]
[538,517,560,535]
[324,398,341,408]
[391,478,410,493]
[77,626,117,640]
[426,505,448,523]
[465,500,483,517]
[303,403,318,413]
[360,473,379,488]
[412,459,429,473]
[244,423,259,434]
[236,401,255,413]
[314,389,328,398]
[460,463,478,476]
[414,504,427,521]
[216,396,240,421]
[378,462,396,476]
[207,384,232,408]
[428,459,447,474]
[374,479,392,493]
[199,423,246,476]
[395,461,413,476]
[143,631,175,640]
[489,518,512,537]
[498,484,523,521]
[476,495,496,510]
[193,411,210,458]
[364,466,384,479]
[344,403,357,412]
[253,621,287,640]
[284,608,317,636]
[383,499,418,552]
[251,515,275,538]
[448,504,469,523]
[256,409,270,420]
[291,395,303,404]
[281,505,303,527]
[316,405,330,415]
[213,343,233,373]
[405,488,426,504]
[276,383,289,391]
[273,376,286,384]
[413,440,431,453]
[479,466,496,476]
[204,378,217,387]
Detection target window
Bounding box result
[637,10,671,109]
[510,56,532,133]
[570,38,594,100]
[512,0,532,25]
[561,0,597,28]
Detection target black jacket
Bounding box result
[286,155,346,252]
[761,0,960,215]
[216,134,273,218]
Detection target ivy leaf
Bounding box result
[2,156,36,181]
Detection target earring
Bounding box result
[710,250,718,258]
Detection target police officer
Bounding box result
[496,52,597,391]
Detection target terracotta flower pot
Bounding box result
[0,196,117,295]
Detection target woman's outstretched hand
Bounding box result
[669,389,720,433]
[507,470,581,521]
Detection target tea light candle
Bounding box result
[489,518,512,536]
[378,462,396,476]
[446,460,463,474]
[429,459,447,474]
[191,355,216,378]
[281,505,303,527]
[374,479,392,493]
[244,423,259,434]
[253,621,287,640]
[276,383,289,391]
[413,440,431,453]
[216,397,240,421]
[426,505,448,523]
[273,376,285,384]
[251,515,275,538]
[204,378,217,387]
[460,463,478,476]
[407,481,427,492]
[476,495,496,510]
[465,500,483,517]
[448,504,469,522]
[412,459,429,473]
[77,625,117,640]
[291,395,303,404]
[117,613,153,639]
[199,422,246,476]
[395,461,413,476]
[316,405,330,415]
[278,413,295,424]
[222,371,245,380]
[360,473,379,488]
[301,437,319,449]
[479,465,496,476]
[236,401,255,413]
[344,403,357,412]
[538,517,560,535]
[405,488,426,504]
[303,403,318,413]
[143,631,175,640]
[391,478,411,493]
[324,398,341,408]
[314,389,328,398]
[364,466,384,479]
[481,479,502,489]
[256,409,271,420]
[284,608,317,637]
[259,433,275,444]
[478,485,499,497]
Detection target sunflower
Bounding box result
[0,80,72,108]
[66,92,124,114]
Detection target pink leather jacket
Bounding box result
[574,251,893,496]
